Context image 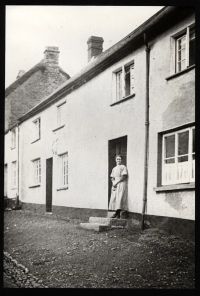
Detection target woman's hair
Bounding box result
[115,154,122,160]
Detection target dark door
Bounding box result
[46,157,53,212]
[108,136,127,207]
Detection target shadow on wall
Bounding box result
[162,81,195,130]
[164,192,187,212]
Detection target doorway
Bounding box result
[108,136,127,207]
[46,157,53,212]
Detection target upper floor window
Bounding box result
[32,158,41,185]
[11,128,16,149]
[11,161,17,188]
[175,25,195,73]
[57,102,66,127]
[32,118,40,142]
[114,62,135,102]
[162,126,195,185]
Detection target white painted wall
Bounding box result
[18,14,195,220]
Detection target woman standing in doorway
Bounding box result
[109,155,128,218]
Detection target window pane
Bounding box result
[165,158,175,164]
[125,66,131,97]
[178,155,188,162]
[192,129,195,153]
[165,135,175,158]
[189,37,195,66]
[178,131,189,156]
[116,71,122,100]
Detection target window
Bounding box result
[32,118,40,142]
[114,62,134,102]
[175,26,195,73]
[11,128,16,149]
[11,161,17,188]
[32,158,41,185]
[162,126,195,185]
[57,102,65,127]
[58,153,68,188]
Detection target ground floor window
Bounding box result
[162,126,195,185]
[32,158,41,185]
[58,152,68,188]
[11,161,17,188]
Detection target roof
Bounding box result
[5,62,70,97]
[14,6,195,125]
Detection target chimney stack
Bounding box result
[16,70,26,79]
[87,36,104,62]
[44,46,60,65]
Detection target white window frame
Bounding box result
[11,161,17,188]
[11,128,16,149]
[175,25,195,73]
[32,117,41,142]
[57,152,68,188]
[113,61,135,102]
[56,101,66,128]
[32,158,41,185]
[162,126,195,185]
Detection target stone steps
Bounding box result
[79,216,127,232]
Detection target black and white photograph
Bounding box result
[3,4,195,289]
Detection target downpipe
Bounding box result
[141,33,150,230]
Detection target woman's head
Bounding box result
[115,155,122,165]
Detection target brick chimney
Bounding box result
[44,46,60,65]
[87,36,104,62]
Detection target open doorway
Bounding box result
[108,136,127,207]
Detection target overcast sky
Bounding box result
[5,5,163,87]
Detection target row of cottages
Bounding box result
[4,47,70,201]
[5,6,195,237]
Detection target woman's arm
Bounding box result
[113,175,127,187]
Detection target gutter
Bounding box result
[141,33,150,230]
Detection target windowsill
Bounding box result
[166,65,195,81]
[31,138,40,144]
[57,186,68,191]
[11,147,16,150]
[110,93,135,106]
[52,124,65,132]
[154,183,195,192]
[11,187,17,190]
[29,184,41,188]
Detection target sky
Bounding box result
[5,5,163,87]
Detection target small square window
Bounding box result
[175,26,195,73]
[32,118,40,142]
[113,62,134,102]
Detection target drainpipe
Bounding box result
[141,32,150,230]
[16,122,20,207]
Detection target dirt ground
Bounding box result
[4,209,195,288]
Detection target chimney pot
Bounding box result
[87,36,104,62]
[16,70,26,79]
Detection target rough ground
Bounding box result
[4,210,195,288]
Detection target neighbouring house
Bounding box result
[4,47,70,205]
[6,6,195,238]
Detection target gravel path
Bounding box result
[4,210,195,288]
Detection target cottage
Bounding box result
[5,7,195,237]
[4,47,70,202]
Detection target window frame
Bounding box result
[11,128,16,149]
[175,24,195,73]
[32,117,41,143]
[162,126,195,186]
[31,158,41,186]
[56,101,66,128]
[57,152,68,190]
[112,60,135,103]
[11,161,17,188]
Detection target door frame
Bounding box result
[46,157,53,212]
